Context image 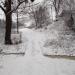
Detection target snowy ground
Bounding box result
[0,15,75,75]
[0,51,75,75]
[0,27,75,75]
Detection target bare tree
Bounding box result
[29,4,50,28]
[53,0,63,17]
[64,0,75,31]
[0,0,34,44]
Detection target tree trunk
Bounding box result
[5,0,12,44]
[5,14,12,44]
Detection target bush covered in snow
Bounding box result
[11,32,22,44]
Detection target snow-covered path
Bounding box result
[20,28,46,56]
[0,28,75,75]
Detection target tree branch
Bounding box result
[7,1,40,15]
[0,5,6,14]
[7,1,25,15]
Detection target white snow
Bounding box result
[0,9,5,20]
[1,54,75,75]
[0,28,75,75]
[0,0,75,75]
